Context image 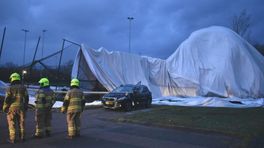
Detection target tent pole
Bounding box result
[63,38,81,47]
[0,27,6,63]
[56,39,65,90]
[27,36,41,84]
[77,49,82,78]
[31,36,41,68]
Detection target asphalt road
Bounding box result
[0,108,240,148]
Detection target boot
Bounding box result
[32,134,43,139]
[7,139,15,144]
[75,132,80,137]
[66,135,74,140]
[46,131,51,137]
[20,134,25,142]
[20,138,26,143]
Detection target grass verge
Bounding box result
[116,105,264,147]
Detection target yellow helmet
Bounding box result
[70,78,80,87]
[10,73,21,82]
[38,78,49,87]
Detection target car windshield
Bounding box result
[112,85,134,93]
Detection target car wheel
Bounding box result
[145,98,152,108]
[124,100,133,112]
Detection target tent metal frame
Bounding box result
[22,38,81,89]
[0,27,6,62]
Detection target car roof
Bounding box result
[120,84,148,88]
[121,84,135,87]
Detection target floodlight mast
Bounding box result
[22,29,29,66]
[42,29,47,59]
[127,17,134,53]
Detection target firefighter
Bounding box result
[61,78,85,139]
[33,78,55,138]
[2,73,29,143]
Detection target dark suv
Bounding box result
[101,84,152,111]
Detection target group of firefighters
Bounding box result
[2,72,86,144]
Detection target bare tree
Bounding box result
[232,9,251,38]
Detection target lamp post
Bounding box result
[42,29,47,59]
[22,29,29,66]
[127,17,134,53]
[22,69,27,84]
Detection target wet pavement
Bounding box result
[0,108,241,148]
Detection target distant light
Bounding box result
[22,70,27,74]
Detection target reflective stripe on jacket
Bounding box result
[62,88,84,113]
[3,84,29,112]
[35,87,55,110]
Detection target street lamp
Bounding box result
[42,29,47,59]
[127,17,134,53]
[22,29,29,66]
[22,69,27,84]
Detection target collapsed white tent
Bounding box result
[72,26,264,99]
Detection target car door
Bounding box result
[132,86,141,105]
[137,86,147,105]
[141,86,150,102]
[142,86,152,107]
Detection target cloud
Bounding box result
[0,0,263,65]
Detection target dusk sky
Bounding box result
[0,0,263,65]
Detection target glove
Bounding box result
[61,107,66,114]
[5,97,14,105]
[24,105,28,111]
[42,98,47,104]
[3,104,10,113]
[63,100,69,107]
[3,107,9,113]
[81,100,86,112]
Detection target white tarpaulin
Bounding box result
[2,81,263,108]
[72,26,264,99]
[0,80,7,96]
[152,97,264,108]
